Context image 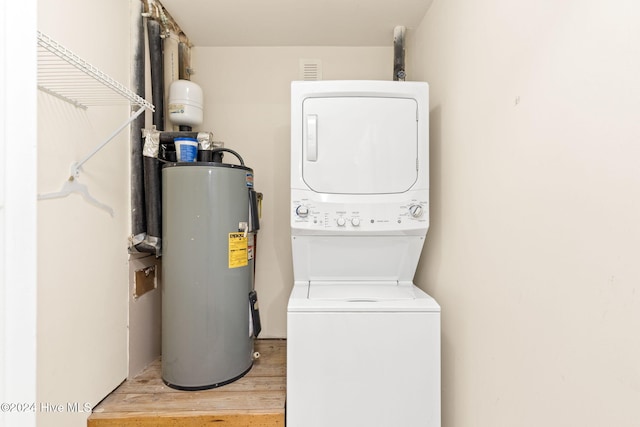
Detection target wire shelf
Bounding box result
[37,30,155,215]
[37,31,154,111]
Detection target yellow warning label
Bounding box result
[228,232,248,269]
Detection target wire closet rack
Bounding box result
[37,31,154,111]
[37,30,155,216]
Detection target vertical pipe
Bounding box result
[393,26,406,81]
[163,32,179,131]
[178,41,191,80]
[147,19,164,131]
[177,41,193,132]
[145,18,164,254]
[130,1,147,248]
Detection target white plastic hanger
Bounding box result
[37,107,146,217]
[38,163,114,217]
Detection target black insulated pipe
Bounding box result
[144,18,165,255]
[393,26,406,81]
[142,156,162,255]
[130,4,148,252]
[178,42,192,132]
[159,131,199,144]
[147,19,165,132]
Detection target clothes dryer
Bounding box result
[287,81,441,427]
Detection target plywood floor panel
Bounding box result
[88,339,286,427]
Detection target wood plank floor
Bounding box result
[88,339,286,427]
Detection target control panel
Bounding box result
[291,198,428,232]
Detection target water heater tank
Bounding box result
[168,79,204,127]
[162,162,255,390]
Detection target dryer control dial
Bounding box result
[409,204,424,218]
[351,217,361,227]
[336,217,347,227]
[296,205,310,218]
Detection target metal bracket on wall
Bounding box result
[36,31,155,215]
[134,265,158,299]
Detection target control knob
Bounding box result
[296,205,309,218]
[409,204,424,218]
[336,217,346,227]
[351,217,361,227]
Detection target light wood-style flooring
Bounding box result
[87,339,286,427]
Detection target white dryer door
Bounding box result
[302,96,418,194]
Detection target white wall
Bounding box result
[409,1,640,425]
[128,254,161,377]
[1,1,37,427]
[37,1,131,425]
[192,46,393,336]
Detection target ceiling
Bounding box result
[159,0,434,47]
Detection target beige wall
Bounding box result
[192,46,393,336]
[37,0,131,425]
[409,1,640,426]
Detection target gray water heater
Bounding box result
[161,161,258,390]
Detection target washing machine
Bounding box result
[287,80,441,427]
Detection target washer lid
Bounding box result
[288,281,440,312]
[309,281,415,301]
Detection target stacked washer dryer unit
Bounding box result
[288,80,441,427]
